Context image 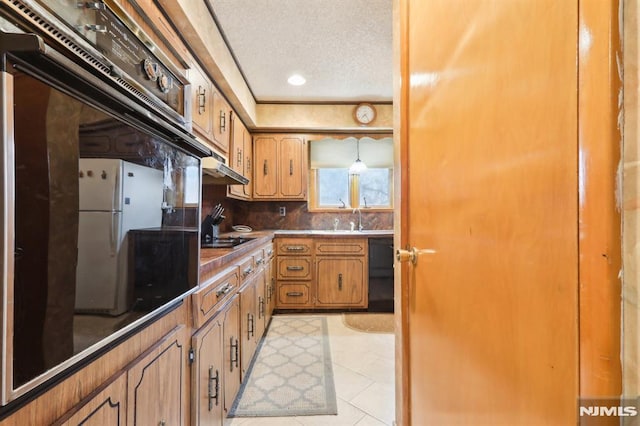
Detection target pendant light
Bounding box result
[349,139,367,174]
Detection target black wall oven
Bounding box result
[0,0,208,407]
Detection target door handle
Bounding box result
[396,247,436,265]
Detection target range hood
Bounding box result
[201,156,249,185]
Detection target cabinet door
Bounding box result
[279,136,306,199]
[253,136,278,198]
[239,280,257,380]
[212,91,231,154]
[222,296,241,416]
[127,325,188,426]
[190,64,213,140]
[228,114,247,199]
[315,257,367,307]
[192,318,224,426]
[56,373,127,426]
[255,268,267,340]
[243,129,253,198]
[265,257,275,326]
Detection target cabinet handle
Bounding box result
[267,249,273,257]
[216,282,233,298]
[208,366,220,410]
[242,266,253,277]
[197,86,206,114]
[256,258,264,266]
[285,245,305,251]
[248,313,254,338]
[338,273,343,291]
[286,292,304,297]
[246,156,251,172]
[259,296,265,318]
[237,148,242,167]
[263,159,268,175]
[219,110,226,131]
[230,337,239,370]
[286,265,304,271]
[289,159,293,175]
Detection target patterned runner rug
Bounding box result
[229,315,338,417]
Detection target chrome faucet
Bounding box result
[352,208,363,231]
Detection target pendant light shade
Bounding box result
[349,139,367,174]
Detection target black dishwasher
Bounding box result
[368,237,394,312]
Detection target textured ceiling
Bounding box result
[208,0,393,103]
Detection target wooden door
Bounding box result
[222,296,241,416]
[279,136,306,199]
[191,317,224,426]
[127,326,188,426]
[395,1,592,424]
[253,135,278,198]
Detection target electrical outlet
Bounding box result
[279,206,286,216]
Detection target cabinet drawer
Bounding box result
[314,238,367,256]
[276,238,313,255]
[276,257,312,280]
[264,243,275,261]
[276,283,312,307]
[192,266,239,328]
[238,254,256,283]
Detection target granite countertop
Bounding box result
[273,229,394,237]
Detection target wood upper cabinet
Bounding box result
[228,115,252,200]
[127,325,189,426]
[190,62,214,141]
[212,92,231,154]
[253,134,307,200]
[191,316,224,426]
[189,62,230,155]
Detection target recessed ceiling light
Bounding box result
[287,74,306,86]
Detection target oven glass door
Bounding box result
[1,58,200,403]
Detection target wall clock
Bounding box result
[353,103,376,126]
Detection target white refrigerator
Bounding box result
[75,159,164,315]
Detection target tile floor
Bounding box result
[225,313,396,426]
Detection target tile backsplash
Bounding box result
[202,185,393,232]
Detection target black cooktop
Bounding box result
[201,237,255,249]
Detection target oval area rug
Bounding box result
[342,313,394,333]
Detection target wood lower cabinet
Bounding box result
[222,296,241,418]
[275,237,368,309]
[127,325,189,426]
[239,278,258,381]
[275,238,314,308]
[315,257,367,307]
[191,316,224,426]
[54,373,127,426]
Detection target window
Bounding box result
[309,137,393,210]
